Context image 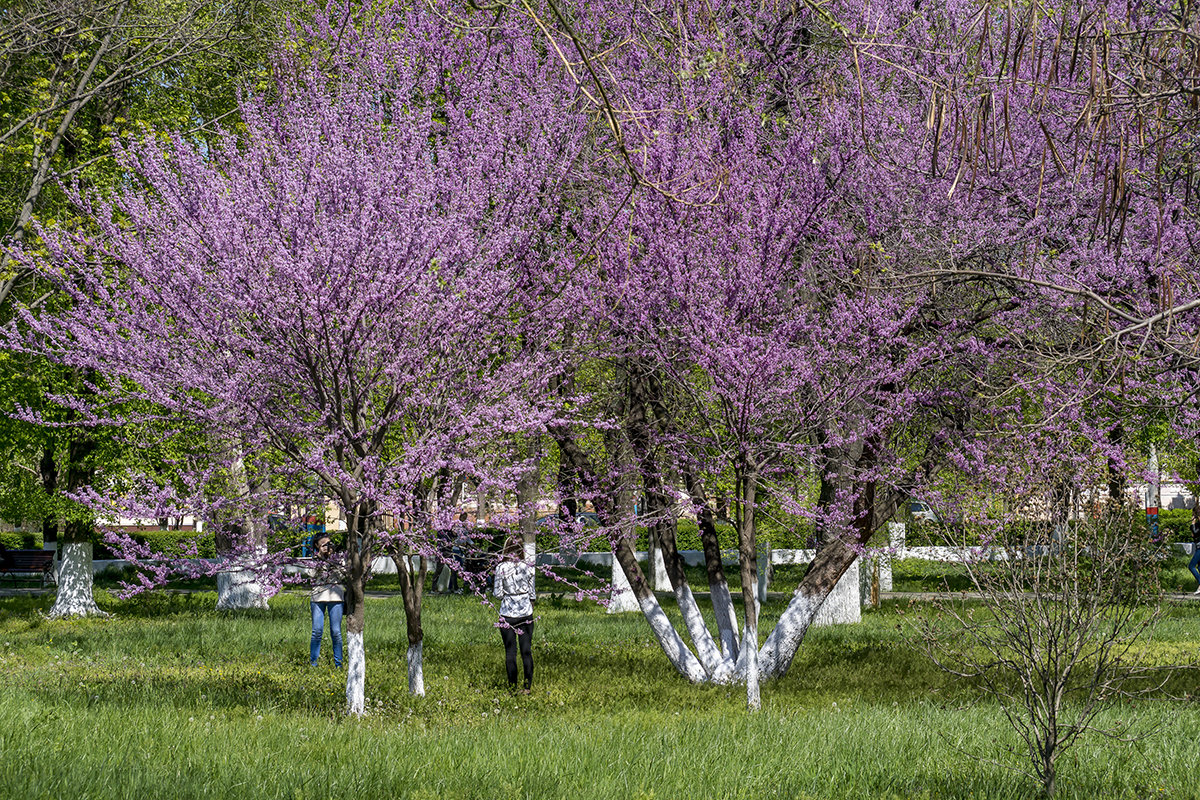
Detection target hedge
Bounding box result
[89,529,217,559]
[0,531,42,550]
[534,518,816,553]
[905,508,1197,548]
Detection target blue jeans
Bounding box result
[311,601,344,667]
[1188,547,1200,586]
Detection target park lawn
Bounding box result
[0,590,1198,799]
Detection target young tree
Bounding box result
[5,1,585,710]
[914,504,1166,798]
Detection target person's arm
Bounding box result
[526,564,536,605]
[493,563,506,600]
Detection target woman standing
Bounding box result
[493,536,536,692]
[310,534,345,667]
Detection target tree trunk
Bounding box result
[624,363,731,679]
[757,533,861,676]
[736,467,761,711]
[759,474,897,678]
[612,537,708,683]
[0,3,126,308]
[394,551,427,696]
[685,470,739,660]
[49,434,105,618]
[39,441,58,554]
[1106,422,1127,512]
[518,463,539,576]
[343,508,371,714]
[215,449,269,610]
[652,495,730,681]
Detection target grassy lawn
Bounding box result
[2,583,1200,798]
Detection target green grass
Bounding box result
[3,588,1200,799]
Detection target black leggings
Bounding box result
[499,615,534,689]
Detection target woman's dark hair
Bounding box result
[502,535,523,559]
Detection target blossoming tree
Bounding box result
[6,1,585,712]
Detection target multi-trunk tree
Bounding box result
[522,0,1200,709]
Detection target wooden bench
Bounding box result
[0,549,55,587]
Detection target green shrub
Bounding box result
[903,510,1196,548]
[0,530,41,550]
[1159,508,1194,542]
[535,518,814,553]
[91,529,217,558]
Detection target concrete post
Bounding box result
[882,521,905,592]
[756,541,771,606]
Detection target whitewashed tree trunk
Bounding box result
[48,541,107,618]
[216,559,269,610]
[756,543,771,607]
[882,521,904,592]
[216,450,269,610]
[758,588,824,678]
[407,641,424,696]
[607,555,640,613]
[524,539,536,595]
[744,625,761,711]
[651,543,670,590]
[637,591,709,683]
[346,631,365,715]
[672,582,734,682]
[814,560,861,627]
[709,581,740,660]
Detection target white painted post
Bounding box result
[882,521,904,592]
[756,541,771,606]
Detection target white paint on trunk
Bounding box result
[407,640,425,696]
[607,557,640,613]
[758,590,822,678]
[215,568,269,610]
[48,542,107,619]
[651,545,670,591]
[637,592,709,684]
[709,580,740,660]
[814,560,861,627]
[674,583,734,683]
[744,625,761,712]
[346,631,365,715]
